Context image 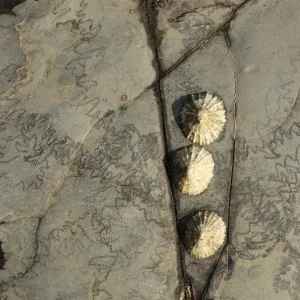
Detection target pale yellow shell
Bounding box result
[175,145,214,196]
[179,285,193,300]
[179,289,185,300]
[180,92,226,145]
[184,211,226,259]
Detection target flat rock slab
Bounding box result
[0,1,179,299]
[0,90,179,299]
[206,0,300,299]
[0,0,156,223]
[155,0,245,71]
[2,0,300,299]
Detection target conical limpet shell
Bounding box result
[180,92,226,145]
[184,210,226,259]
[171,145,214,196]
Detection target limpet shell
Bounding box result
[184,210,226,259]
[171,145,214,196]
[180,92,226,145]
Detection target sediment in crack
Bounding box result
[138,0,189,298]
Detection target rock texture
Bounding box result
[0,1,178,299]
[206,1,300,299]
[155,0,246,71]
[0,90,179,300]
[0,14,25,94]
[1,0,300,299]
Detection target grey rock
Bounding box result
[155,0,245,71]
[0,0,155,221]
[1,0,300,299]
[206,0,300,299]
[0,0,178,299]
[0,218,39,284]
[0,89,179,300]
[162,34,234,298]
[0,14,26,95]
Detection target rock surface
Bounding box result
[1,0,300,299]
[155,0,245,71]
[207,1,300,299]
[0,1,177,299]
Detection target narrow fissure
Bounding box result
[138,0,188,297]
[0,0,26,15]
[201,25,237,300]
[224,23,237,271]
[0,242,5,270]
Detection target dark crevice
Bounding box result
[202,2,236,9]
[168,9,200,23]
[0,241,5,270]
[201,24,237,300]
[138,0,190,298]
[0,0,26,15]
[222,23,232,48]
[29,216,43,271]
